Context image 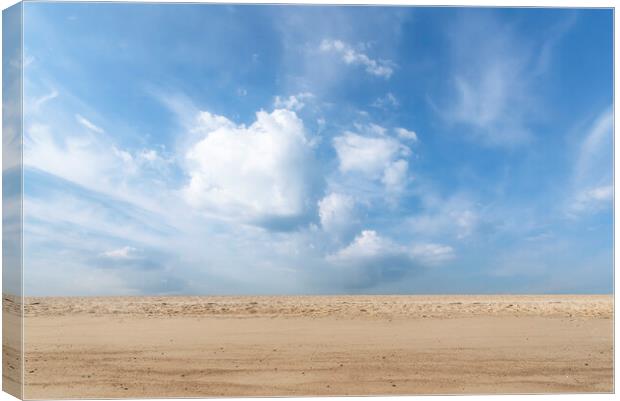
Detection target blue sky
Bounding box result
[19,4,613,295]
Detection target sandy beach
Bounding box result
[4,295,613,398]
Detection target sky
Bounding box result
[17,3,613,296]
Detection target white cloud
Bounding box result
[325,230,412,288]
[333,132,409,177]
[329,230,454,268]
[372,92,399,109]
[273,92,314,111]
[101,246,138,260]
[75,114,104,134]
[382,159,409,192]
[113,146,134,164]
[25,86,332,294]
[357,123,388,137]
[319,39,395,78]
[183,108,319,223]
[410,243,455,265]
[327,230,399,268]
[318,192,356,235]
[586,185,613,202]
[333,131,411,193]
[395,127,418,142]
[569,185,613,215]
[138,149,159,162]
[193,110,236,132]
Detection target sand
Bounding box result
[3,294,613,398]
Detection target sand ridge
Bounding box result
[22,294,612,319]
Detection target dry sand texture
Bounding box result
[3,294,613,398]
[2,296,22,398]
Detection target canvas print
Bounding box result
[2,2,614,399]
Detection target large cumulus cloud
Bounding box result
[183,108,322,228]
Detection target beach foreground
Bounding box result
[6,295,614,398]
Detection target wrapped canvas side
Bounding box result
[2,2,23,399]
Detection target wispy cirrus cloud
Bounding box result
[566,107,613,217]
[438,12,577,147]
[442,16,533,146]
[75,113,105,134]
[532,12,578,76]
[32,89,58,111]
